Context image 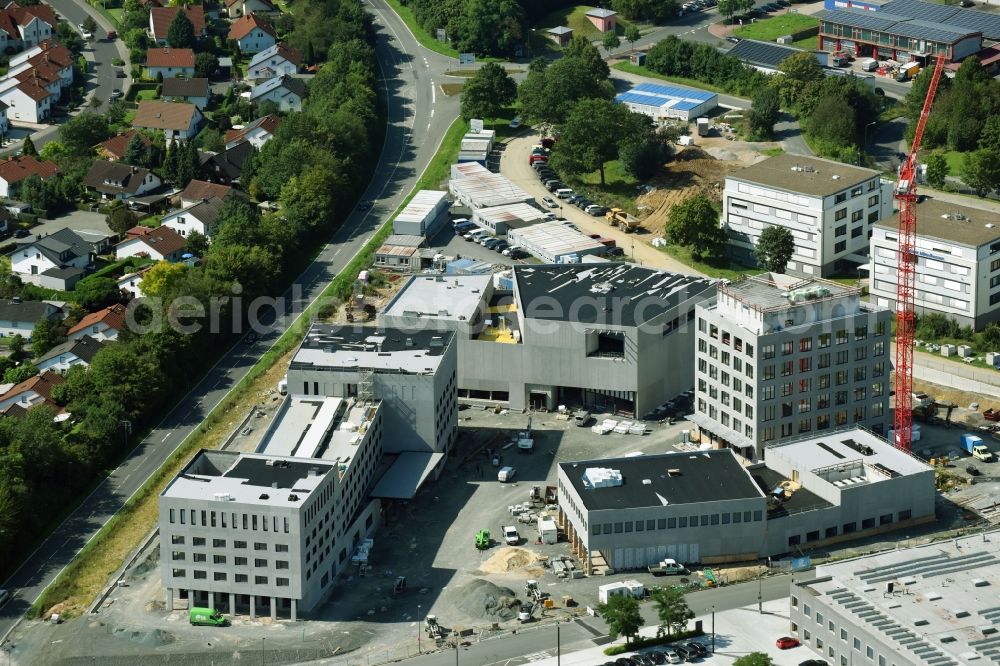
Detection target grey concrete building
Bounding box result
[789,530,1000,666]
[723,154,893,277]
[690,273,891,461]
[556,428,934,573]
[380,265,717,416]
[870,197,1000,328]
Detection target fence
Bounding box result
[913,357,1000,399]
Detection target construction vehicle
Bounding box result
[529,485,541,503]
[392,576,407,596]
[647,559,688,576]
[516,415,534,452]
[502,525,520,545]
[189,607,227,626]
[525,580,543,602]
[605,208,640,233]
[425,615,443,638]
[961,434,995,462]
[476,529,491,549]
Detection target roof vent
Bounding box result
[831,174,840,180]
[642,479,651,485]
[259,493,269,500]
[667,468,681,477]
[288,494,299,501]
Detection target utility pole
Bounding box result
[556,623,561,666]
[417,604,422,654]
[758,568,763,614]
[711,607,715,654]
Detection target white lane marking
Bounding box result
[161,433,170,442]
[431,82,436,104]
[430,108,435,118]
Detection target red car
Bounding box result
[776,637,801,650]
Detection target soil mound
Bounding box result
[481,547,537,573]
[454,579,522,621]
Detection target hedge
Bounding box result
[603,628,705,655]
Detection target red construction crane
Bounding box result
[893,55,946,452]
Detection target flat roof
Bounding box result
[561,449,764,511]
[586,8,617,18]
[883,0,1000,40]
[382,274,491,323]
[797,530,1000,664]
[616,82,717,112]
[817,7,980,42]
[291,326,453,374]
[726,39,806,69]
[476,202,548,225]
[875,197,1000,248]
[394,190,448,224]
[507,221,607,260]
[449,171,532,208]
[370,451,444,500]
[718,272,859,312]
[163,450,333,505]
[729,153,881,198]
[766,429,932,480]
[259,397,379,466]
[514,263,716,327]
[749,466,833,517]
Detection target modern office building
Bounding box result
[380,264,717,416]
[790,530,1000,666]
[556,428,934,573]
[723,154,894,277]
[869,198,1000,328]
[690,273,892,460]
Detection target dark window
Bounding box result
[753,510,763,522]
[879,514,893,525]
[806,530,820,542]
[614,523,623,534]
[666,518,676,529]
[843,522,857,534]
[862,517,875,529]
[592,332,625,358]
[825,526,837,538]
[721,513,730,524]
[710,514,720,525]
[658,518,667,529]
[733,512,742,523]
[679,517,688,528]
[788,535,801,546]
[899,509,912,521]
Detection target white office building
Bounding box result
[869,198,1000,328]
[723,154,894,277]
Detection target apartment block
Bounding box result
[869,198,1000,328]
[723,154,893,277]
[690,273,891,460]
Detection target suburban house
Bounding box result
[0,2,57,53]
[223,0,276,18]
[98,130,153,161]
[0,155,58,198]
[149,5,207,44]
[179,179,233,206]
[67,303,128,342]
[146,47,195,79]
[161,77,210,108]
[118,265,152,299]
[83,160,162,202]
[161,194,228,238]
[224,113,279,150]
[35,334,105,374]
[0,73,51,123]
[0,298,61,338]
[228,13,276,53]
[114,226,186,262]
[8,228,95,290]
[7,40,73,99]
[246,42,300,80]
[199,141,252,185]
[0,370,64,416]
[132,100,203,142]
[249,74,306,112]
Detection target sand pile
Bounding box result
[454,579,522,621]
[480,547,537,574]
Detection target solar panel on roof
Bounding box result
[881,0,960,22]
[632,81,716,101]
[728,39,804,68]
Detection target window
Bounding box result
[214,572,227,581]
[254,542,267,551]
[835,240,846,253]
[880,513,893,525]
[276,560,289,569]
[852,210,863,222]
[213,538,225,548]
[235,574,248,583]
[835,224,847,237]
[835,208,847,221]
[171,535,184,545]
[763,365,775,380]
[836,330,848,344]
[899,509,912,520]
[781,341,794,356]
[213,555,226,564]
[192,537,205,547]
[855,346,868,361]
[762,344,775,359]
[836,371,848,386]
[868,194,879,207]
[276,578,289,587]
[836,350,849,365]
[234,540,247,549]
[851,185,863,197]
[799,357,811,372]
[255,575,268,585]
[172,569,186,578]
[782,361,793,377]
[799,398,811,413]
[835,193,847,204]
[799,337,812,352]
[844,522,857,534]
[235,557,247,565]
[874,341,884,356]
[193,570,207,580]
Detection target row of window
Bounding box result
[169,535,289,552]
[171,551,291,569]
[700,321,755,358]
[591,511,765,536]
[167,509,291,533]
[785,512,907,547]
[170,569,290,586]
[757,408,884,440]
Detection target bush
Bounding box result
[602,628,704,655]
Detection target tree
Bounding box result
[961,149,1000,197]
[31,317,61,356]
[193,127,224,153]
[596,594,642,644]
[665,194,726,261]
[194,51,217,79]
[733,654,775,666]
[3,363,37,384]
[183,231,209,258]
[123,133,150,167]
[754,226,795,273]
[748,86,780,140]
[140,261,186,299]
[717,0,737,22]
[651,586,694,637]
[106,200,135,236]
[619,132,669,180]
[979,115,1000,153]
[550,98,629,185]
[925,150,948,190]
[979,323,1000,350]
[602,32,621,55]
[167,9,195,49]
[517,57,615,128]
[82,15,97,35]
[281,167,342,235]
[7,334,24,358]
[563,35,610,82]
[624,24,640,51]
[460,62,516,121]
[73,278,120,310]
[21,135,37,157]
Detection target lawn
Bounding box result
[567,159,641,215]
[440,82,464,96]
[613,62,727,95]
[534,4,635,41]
[383,0,460,59]
[943,150,964,176]
[660,245,756,280]
[791,35,819,50]
[733,13,818,42]
[135,89,158,101]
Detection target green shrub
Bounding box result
[602,628,705,655]
[604,646,627,656]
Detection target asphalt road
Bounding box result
[0,0,460,646]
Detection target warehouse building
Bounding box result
[380,264,716,415]
[506,220,607,263]
[723,154,893,277]
[449,162,532,210]
[472,202,548,235]
[789,530,1000,666]
[869,198,1000,328]
[690,273,892,461]
[614,82,718,123]
[556,428,934,572]
[391,190,449,239]
[841,0,1000,41]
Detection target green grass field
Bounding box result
[943,150,964,176]
[613,62,727,95]
[383,0,460,59]
[535,4,634,41]
[791,35,819,50]
[733,13,817,42]
[135,89,158,101]
[660,245,756,280]
[568,159,641,215]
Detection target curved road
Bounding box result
[0,0,460,649]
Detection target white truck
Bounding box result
[502,525,520,545]
[648,558,689,576]
[696,117,710,136]
[498,466,516,482]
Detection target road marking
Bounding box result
[430,109,435,118]
[431,83,436,104]
[161,433,170,442]
[524,652,551,662]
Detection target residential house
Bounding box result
[118,265,152,299]
[9,39,73,88]
[0,298,61,338]
[246,42,300,80]
[179,179,233,206]
[0,2,57,53]
[83,160,162,202]
[146,47,195,79]
[223,113,279,150]
[249,75,305,112]
[0,155,58,198]
[149,5,207,45]
[228,13,276,53]
[35,334,105,374]
[199,141,252,185]
[161,195,228,238]
[98,130,153,162]
[67,303,127,342]
[223,0,276,18]
[161,77,210,109]
[133,100,203,143]
[0,74,51,123]
[8,228,94,290]
[0,370,64,415]
[115,226,186,262]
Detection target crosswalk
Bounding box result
[524,651,552,662]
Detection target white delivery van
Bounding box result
[498,466,516,482]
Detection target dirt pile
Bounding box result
[454,579,522,621]
[480,547,537,574]
[109,626,176,647]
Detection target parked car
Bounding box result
[481,237,500,248]
[509,117,522,129]
[542,196,558,208]
[545,181,565,192]
[587,205,608,216]
[493,241,509,253]
[13,228,28,238]
[106,30,117,39]
[647,652,668,665]
[575,198,593,209]
[114,68,126,78]
[776,637,801,650]
[660,650,683,665]
[110,89,123,99]
[537,171,556,181]
[606,247,625,257]
[683,642,708,657]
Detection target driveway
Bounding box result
[24,210,111,240]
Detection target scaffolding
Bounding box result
[358,367,375,405]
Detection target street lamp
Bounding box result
[711,606,715,654]
[417,604,422,654]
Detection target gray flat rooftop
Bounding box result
[766,429,931,480]
[382,274,491,323]
[718,272,858,312]
[730,154,880,198]
[259,397,379,466]
[291,325,453,374]
[875,197,1000,248]
[515,264,716,327]
[798,530,1000,665]
[560,449,764,511]
[749,466,833,517]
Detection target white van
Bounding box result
[498,466,516,482]
[859,58,878,72]
[555,188,575,200]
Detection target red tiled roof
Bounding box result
[125,226,186,257]
[0,155,58,184]
[4,2,57,31]
[270,42,301,66]
[150,5,206,40]
[12,75,51,101]
[181,179,232,202]
[0,370,65,406]
[125,225,156,239]
[16,60,60,85]
[68,304,128,336]
[224,113,280,145]
[100,130,152,160]
[29,40,73,69]
[146,47,195,68]
[225,0,277,8]
[228,13,275,41]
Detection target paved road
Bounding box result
[0,0,461,647]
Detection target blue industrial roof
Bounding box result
[616,91,699,110]
[632,82,717,102]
